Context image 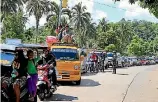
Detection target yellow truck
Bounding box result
[51,43,81,85]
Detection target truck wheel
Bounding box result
[76,78,81,85]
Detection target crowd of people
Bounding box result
[84,51,117,74]
[11,49,57,102]
[56,24,74,43]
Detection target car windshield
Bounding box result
[52,48,79,61]
[107,53,113,57]
[1,51,15,66]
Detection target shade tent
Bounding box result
[0,43,48,51]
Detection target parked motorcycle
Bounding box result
[1,72,31,102]
[36,61,56,101]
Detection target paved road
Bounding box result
[38,65,158,102]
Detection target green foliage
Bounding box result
[1,1,158,57]
[105,44,116,52]
[2,12,26,41]
[115,0,158,18]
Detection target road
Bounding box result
[38,65,158,102]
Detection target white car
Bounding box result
[105,52,123,68]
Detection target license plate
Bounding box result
[62,71,69,74]
[57,75,62,79]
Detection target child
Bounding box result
[26,50,40,101]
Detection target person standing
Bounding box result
[26,49,40,101]
[112,51,117,74]
[12,50,28,102]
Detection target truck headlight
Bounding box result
[74,65,79,70]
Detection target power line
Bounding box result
[86,0,148,13]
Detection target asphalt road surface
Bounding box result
[38,65,158,102]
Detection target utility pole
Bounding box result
[58,0,62,27]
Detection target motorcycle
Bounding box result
[36,61,56,101]
[1,73,31,102]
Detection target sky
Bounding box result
[26,0,158,28]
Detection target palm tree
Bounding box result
[71,2,91,30]
[1,0,26,21]
[46,1,71,28]
[85,21,96,39]
[26,0,50,43]
[98,17,108,32]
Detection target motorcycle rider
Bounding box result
[112,51,117,74]
[90,51,98,71]
[11,50,28,102]
[43,49,58,90]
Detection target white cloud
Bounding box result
[68,0,94,13]
[94,10,107,20]
[26,0,94,28]
[104,0,113,4]
[26,15,46,29]
[118,0,158,22]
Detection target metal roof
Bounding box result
[0,43,47,51]
[0,44,23,51]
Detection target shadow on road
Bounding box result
[82,72,97,76]
[45,93,78,101]
[117,73,129,75]
[58,79,101,87]
[116,67,129,69]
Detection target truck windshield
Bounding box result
[52,48,79,61]
[1,51,15,66]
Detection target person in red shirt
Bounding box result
[90,51,98,68]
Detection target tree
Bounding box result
[115,0,158,18]
[98,17,108,32]
[1,0,26,21]
[46,1,71,28]
[70,2,91,47]
[2,11,27,41]
[26,0,50,43]
[127,35,145,56]
[71,2,91,29]
[105,44,116,52]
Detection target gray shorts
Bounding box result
[13,76,27,88]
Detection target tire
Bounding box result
[38,91,45,101]
[76,78,81,85]
[34,95,37,102]
[37,84,46,101]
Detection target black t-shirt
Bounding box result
[45,53,56,67]
[12,59,28,77]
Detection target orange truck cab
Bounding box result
[50,43,81,85]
